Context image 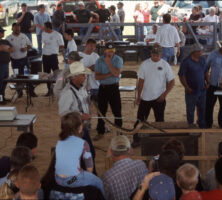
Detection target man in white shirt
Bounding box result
[132,44,175,147]
[6,23,34,97]
[42,21,64,96]
[79,38,99,101]
[203,7,219,32]
[155,13,180,64]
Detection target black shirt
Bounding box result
[52,10,65,28]
[96,9,110,23]
[0,40,12,64]
[74,9,92,23]
[16,12,34,33]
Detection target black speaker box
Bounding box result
[30,58,42,74]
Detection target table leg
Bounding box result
[25,83,33,112]
[30,122,34,134]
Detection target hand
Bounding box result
[186,87,192,94]
[141,172,160,190]
[81,113,91,121]
[205,83,210,89]
[177,48,180,57]
[157,93,166,103]
[29,26,35,32]
[135,97,141,105]
[104,55,112,64]
[20,47,27,52]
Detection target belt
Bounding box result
[100,83,119,88]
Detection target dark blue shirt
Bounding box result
[178,55,207,93]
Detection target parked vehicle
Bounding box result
[0,0,19,26]
[56,0,100,32]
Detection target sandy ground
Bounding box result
[0,57,222,179]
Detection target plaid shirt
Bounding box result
[101,158,148,200]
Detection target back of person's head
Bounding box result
[176,163,199,191]
[65,29,74,38]
[0,169,19,200]
[16,133,38,150]
[10,147,32,170]
[86,38,96,45]
[158,150,180,179]
[162,138,185,160]
[17,165,40,197]
[149,174,175,200]
[163,13,171,23]
[218,141,222,157]
[110,135,131,157]
[215,157,222,185]
[59,112,82,140]
[44,21,52,29]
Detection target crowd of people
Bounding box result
[0,0,222,200]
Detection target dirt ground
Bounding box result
[0,57,222,179]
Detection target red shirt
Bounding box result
[181,191,202,200]
[200,189,222,200]
[142,10,150,23]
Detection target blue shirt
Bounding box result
[34,12,51,35]
[206,50,222,87]
[178,55,207,93]
[55,136,93,176]
[94,54,123,85]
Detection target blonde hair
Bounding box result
[0,169,19,200]
[176,163,199,191]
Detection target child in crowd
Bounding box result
[0,169,19,200]
[197,26,210,45]
[176,163,202,200]
[64,29,77,68]
[54,112,104,195]
[16,165,41,200]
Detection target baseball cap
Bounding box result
[67,61,91,78]
[78,1,85,6]
[110,135,131,152]
[151,44,162,55]
[149,174,175,200]
[68,51,82,61]
[100,1,105,6]
[190,43,204,53]
[0,26,6,33]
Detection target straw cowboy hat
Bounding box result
[67,62,91,78]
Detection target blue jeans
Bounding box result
[162,47,174,64]
[55,172,104,196]
[79,28,88,36]
[185,90,206,128]
[0,63,9,97]
[24,33,32,44]
[37,34,42,55]
[114,28,122,40]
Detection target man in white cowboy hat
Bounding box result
[58,61,91,118]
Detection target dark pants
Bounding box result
[97,83,122,135]
[206,85,222,128]
[185,90,206,128]
[178,46,184,63]
[79,28,88,36]
[43,54,59,91]
[133,99,166,142]
[0,63,9,97]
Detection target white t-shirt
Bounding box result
[138,58,175,101]
[6,33,31,59]
[67,39,77,54]
[42,31,64,55]
[79,52,100,89]
[203,15,219,32]
[155,24,181,47]
[144,32,157,42]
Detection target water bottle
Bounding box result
[24,65,29,75]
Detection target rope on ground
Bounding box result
[92,101,166,135]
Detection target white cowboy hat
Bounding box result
[67,62,91,78]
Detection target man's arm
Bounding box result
[136,78,144,105]
[205,71,210,88]
[176,42,180,57]
[95,71,112,80]
[88,16,93,24]
[104,56,122,77]
[17,12,25,23]
[179,76,192,93]
[157,79,175,102]
[71,11,77,21]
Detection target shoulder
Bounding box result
[113,54,123,61]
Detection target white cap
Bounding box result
[111,135,131,152]
[78,1,85,6]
